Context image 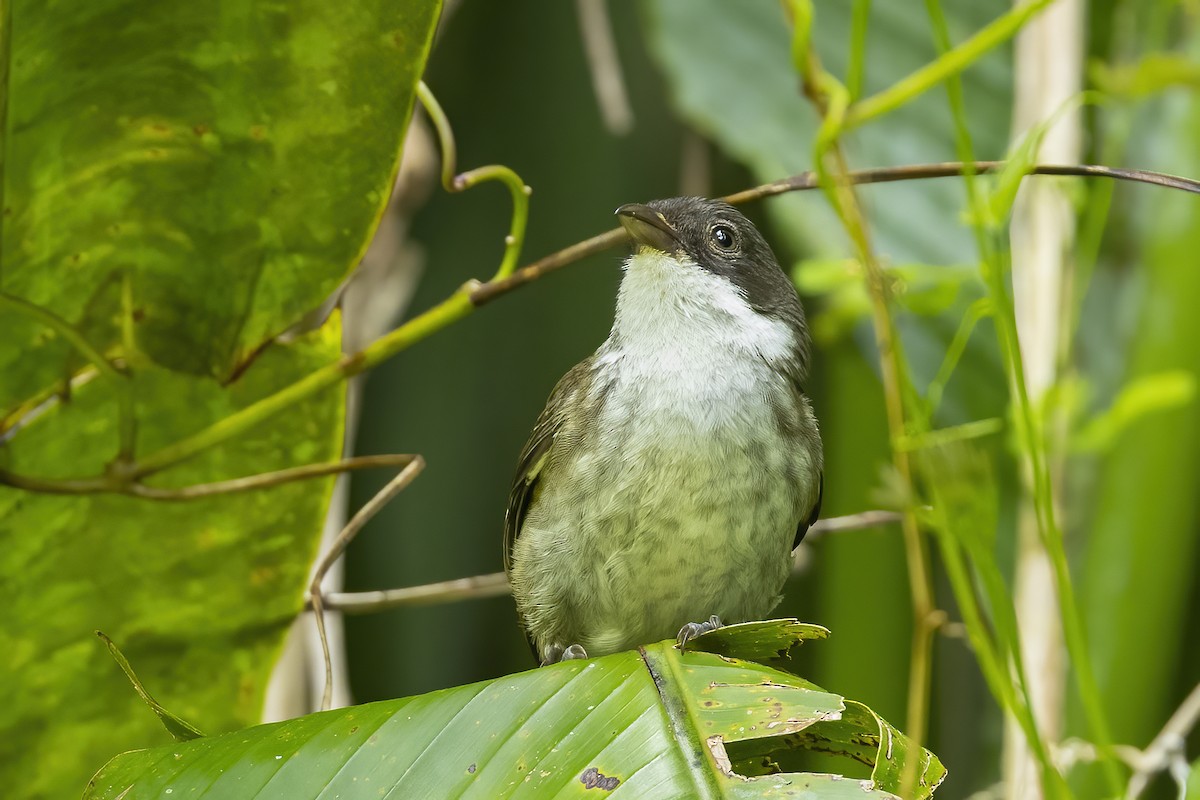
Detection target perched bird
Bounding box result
[504,197,823,665]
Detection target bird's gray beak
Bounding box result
[616,203,680,253]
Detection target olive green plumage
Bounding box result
[505,197,823,665]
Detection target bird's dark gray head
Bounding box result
[615,196,810,371]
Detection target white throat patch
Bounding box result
[606,249,795,365]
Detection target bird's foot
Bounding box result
[541,642,589,665]
[676,615,723,652]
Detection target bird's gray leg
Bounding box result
[541,642,589,666]
[676,615,723,651]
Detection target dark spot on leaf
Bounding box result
[703,700,714,707]
[579,767,620,791]
[193,124,210,136]
[250,125,267,140]
[467,763,476,774]
[348,726,358,734]
[132,308,146,322]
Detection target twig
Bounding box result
[308,456,425,711]
[575,0,633,135]
[0,454,416,500]
[5,162,1198,494]
[468,228,628,306]
[477,161,1200,305]
[722,161,1200,204]
[1127,681,1200,799]
[307,509,901,613]
[0,291,136,460]
[317,572,513,614]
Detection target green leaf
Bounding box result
[1,0,441,414]
[84,622,946,799]
[1072,370,1196,452]
[0,318,346,800]
[96,631,205,742]
[1090,53,1200,100]
[795,259,980,343]
[0,4,440,796]
[687,618,829,662]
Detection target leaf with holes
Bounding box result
[84,621,945,799]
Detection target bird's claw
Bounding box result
[676,614,723,652]
[542,642,589,665]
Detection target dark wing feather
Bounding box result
[792,471,823,552]
[503,358,594,576]
[503,410,559,576]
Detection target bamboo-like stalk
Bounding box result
[1005,2,1083,797]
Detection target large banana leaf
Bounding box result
[85,622,946,799]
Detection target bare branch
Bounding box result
[319,572,513,615]
[6,161,1198,495]
[0,454,417,500]
[575,0,633,135]
[308,509,902,613]
[807,508,902,536]
[472,161,1200,307]
[309,456,425,712]
[1127,680,1200,799]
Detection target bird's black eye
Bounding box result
[710,224,736,250]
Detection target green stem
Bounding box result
[985,253,1125,794]
[925,297,990,418]
[805,60,938,800]
[935,532,1071,799]
[844,0,1055,130]
[416,81,530,280]
[0,291,136,459]
[922,6,1069,795]
[9,161,1199,492]
[130,289,474,478]
[846,0,871,100]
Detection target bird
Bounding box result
[504,196,823,666]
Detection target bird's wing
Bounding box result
[503,359,594,576]
[792,471,823,552]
